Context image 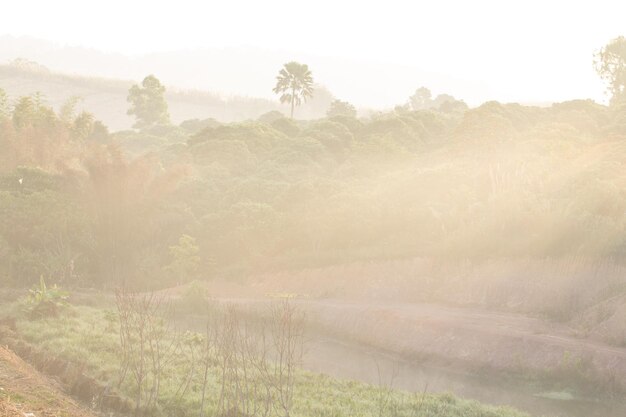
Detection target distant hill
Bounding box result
[0,35,490,111]
[0,60,333,130]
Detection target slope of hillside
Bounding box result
[0,345,97,417]
[0,35,488,108]
[0,63,287,130]
[241,258,626,347]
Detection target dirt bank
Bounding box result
[0,344,98,417]
[200,257,626,348]
[0,325,133,416]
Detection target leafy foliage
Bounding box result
[595,36,626,105]
[0,88,9,119]
[273,62,314,118]
[3,87,626,290]
[16,306,532,417]
[127,75,170,129]
[166,235,201,284]
[327,99,357,118]
[23,276,69,318]
[1,45,626,292]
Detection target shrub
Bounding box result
[177,280,210,314]
[23,276,69,318]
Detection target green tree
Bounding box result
[327,99,357,118]
[11,93,56,129]
[24,277,69,318]
[59,96,82,124]
[72,111,98,140]
[409,87,432,110]
[438,98,469,114]
[258,110,286,123]
[0,88,9,119]
[273,62,314,119]
[595,36,626,105]
[301,85,333,118]
[127,75,170,129]
[166,234,200,284]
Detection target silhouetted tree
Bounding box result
[12,94,55,130]
[0,88,9,119]
[166,234,200,284]
[327,99,357,118]
[595,36,626,105]
[127,75,170,129]
[59,96,82,124]
[273,62,314,119]
[409,87,432,110]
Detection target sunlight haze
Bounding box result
[2,0,624,106]
[2,2,626,417]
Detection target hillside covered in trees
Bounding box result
[2,2,626,414]
[0,59,336,130]
[1,75,626,290]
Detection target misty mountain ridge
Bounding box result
[0,55,339,130]
[0,35,490,110]
[0,41,553,131]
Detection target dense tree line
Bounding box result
[1,40,626,289]
[2,87,625,290]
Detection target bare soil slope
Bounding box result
[0,345,97,417]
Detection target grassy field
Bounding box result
[7,304,533,417]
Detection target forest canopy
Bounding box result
[1,85,626,289]
[1,39,626,290]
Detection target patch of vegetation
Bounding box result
[22,277,69,318]
[174,280,211,314]
[13,305,533,417]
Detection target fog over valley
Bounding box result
[1,2,626,417]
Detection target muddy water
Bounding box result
[303,333,626,417]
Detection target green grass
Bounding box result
[14,305,532,417]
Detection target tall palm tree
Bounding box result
[273,62,314,119]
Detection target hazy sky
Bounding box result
[2,0,625,105]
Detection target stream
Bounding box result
[303,332,626,417]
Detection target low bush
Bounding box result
[23,277,69,318]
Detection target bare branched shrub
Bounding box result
[197,300,305,417]
[213,306,274,417]
[115,292,306,417]
[115,288,181,415]
[269,299,305,417]
[174,331,203,402]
